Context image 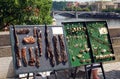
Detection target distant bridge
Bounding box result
[51,11,93,18]
[51,11,120,19]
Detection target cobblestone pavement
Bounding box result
[2,57,120,79]
[69,62,120,79]
[7,62,120,79]
[98,62,120,79]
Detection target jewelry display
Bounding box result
[86,22,115,62]
[63,21,115,67]
[63,23,91,67]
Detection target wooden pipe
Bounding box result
[53,35,62,64]
[58,35,68,63]
[16,57,22,68]
[44,25,55,67]
[13,26,21,68]
[28,47,35,66]
[37,30,42,56]
[21,47,28,67]
[35,47,40,67]
[16,28,29,34]
[33,27,37,37]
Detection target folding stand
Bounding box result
[70,67,78,79]
[16,73,44,79]
[26,71,58,79]
[48,70,58,79]
[70,62,106,79]
[85,62,106,79]
[15,73,34,79]
[20,73,36,79]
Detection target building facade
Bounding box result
[91,1,118,11]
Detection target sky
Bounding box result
[53,0,112,2]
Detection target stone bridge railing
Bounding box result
[0,32,14,79]
[0,32,12,57]
[52,11,91,18]
[52,11,120,19]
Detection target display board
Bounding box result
[86,21,115,63]
[10,25,69,75]
[63,22,91,67]
[10,21,115,74]
[62,21,115,67]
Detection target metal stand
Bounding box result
[70,62,106,79]
[16,72,43,79]
[85,62,106,79]
[70,67,78,79]
[49,70,58,79]
[16,70,58,79]
[27,73,30,79]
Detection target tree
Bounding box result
[52,1,67,10]
[0,0,52,30]
[102,8,120,13]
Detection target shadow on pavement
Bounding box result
[99,70,120,79]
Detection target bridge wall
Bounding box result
[52,11,120,19]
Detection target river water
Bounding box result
[54,14,120,28]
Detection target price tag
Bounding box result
[99,27,108,34]
[52,27,63,34]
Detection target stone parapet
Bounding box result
[0,57,15,79]
[0,32,10,46]
[109,27,120,38]
[0,46,12,57]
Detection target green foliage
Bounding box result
[52,1,67,10]
[102,8,114,12]
[0,0,52,30]
[102,8,120,13]
[82,8,90,11]
[115,8,120,13]
[64,7,90,11]
[52,1,90,11]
